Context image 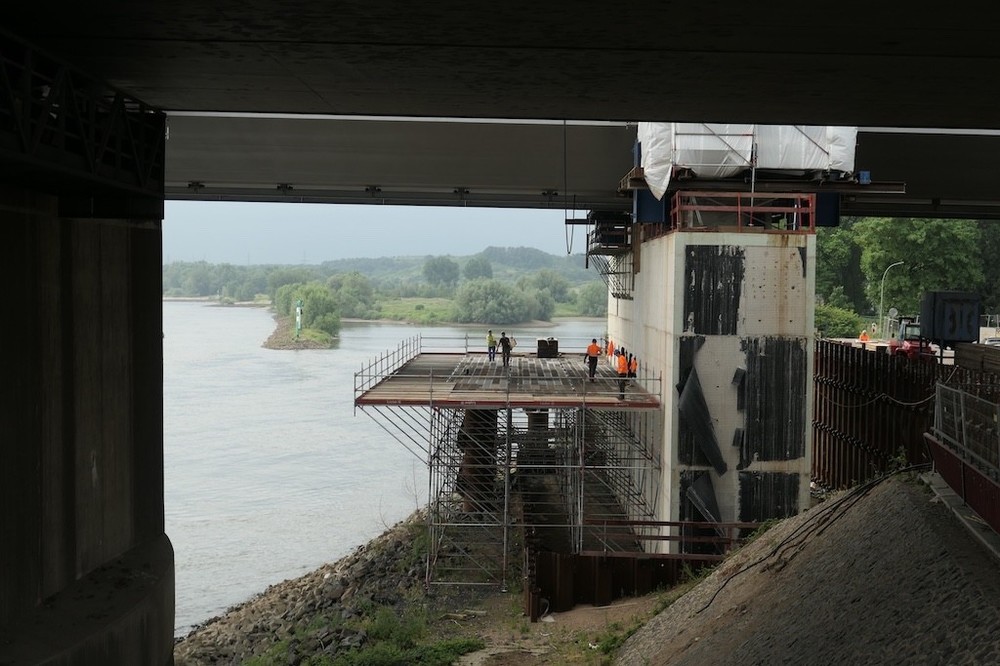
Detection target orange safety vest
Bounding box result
[629,357,638,373]
[587,342,601,357]
[607,340,614,356]
[616,353,628,375]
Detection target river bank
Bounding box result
[173,473,1000,665]
[172,507,666,666]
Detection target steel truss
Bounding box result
[359,401,662,591]
[0,29,165,201]
[586,251,635,301]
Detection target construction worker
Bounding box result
[486,329,497,362]
[586,338,602,381]
[616,348,629,399]
[859,329,870,342]
[499,331,515,367]
[628,353,638,378]
[607,338,615,365]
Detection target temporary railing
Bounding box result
[355,341,663,411]
[353,334,422,395]
[669,191,816,233]
[927,383,1000,534]
[355,334,604,397]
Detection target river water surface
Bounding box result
[163,301,603,635]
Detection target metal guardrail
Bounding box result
[933,383,1000,479]
[355,335,662,407]
[670,191,817,233]
[0,28,165,197]
[353,334,422,394]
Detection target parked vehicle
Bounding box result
[889,317,939,360]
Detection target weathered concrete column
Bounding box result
[609,230,815,542]
[0,186,173,665]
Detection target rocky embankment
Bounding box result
[174,511,429,665]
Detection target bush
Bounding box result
[815,303,864,339]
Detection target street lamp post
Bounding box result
[878,260,904,340]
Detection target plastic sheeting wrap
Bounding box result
[637,122,858,200]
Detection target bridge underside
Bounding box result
[164,114,1000,220]
[6,5,1000,218]
[4,5,1000,662]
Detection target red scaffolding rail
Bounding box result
[669,191,817,233]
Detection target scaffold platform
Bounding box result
[354,351,660,410]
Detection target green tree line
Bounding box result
[815,217,999,337]
[165,218,1000,339]
[163,248,611,331]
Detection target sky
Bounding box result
[163,201,584,265]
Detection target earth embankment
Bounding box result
[616,474,1000,665]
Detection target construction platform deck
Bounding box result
[355,352,661,410]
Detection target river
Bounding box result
[163,300,604,636]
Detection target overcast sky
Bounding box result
[163,201,583,265]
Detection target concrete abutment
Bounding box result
[0,187,173,665]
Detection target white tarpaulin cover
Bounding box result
[637,122,858,200]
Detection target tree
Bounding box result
[422,256,460,287]
[268,268,318,299]
[181,262,214,296]
[815,218,866,312]
[463,256,493,280]
[274,281,341,336]
[481,246,553,270]
[328,271,377,318]
[852,217,983,315]
[815,303,864,339]
[978,220,1000,312]
[575,281,608,317]
[517,269,571,302]
[452,279,534,324]
[525,289,555,321]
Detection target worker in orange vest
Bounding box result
[628,354,638,378]
[616,348,629,399]
[586,338,602,381]
[606,338,614,364]
[859,329,870,342]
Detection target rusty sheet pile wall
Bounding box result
[811,339,1000,489]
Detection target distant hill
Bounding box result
[317,246,596,286]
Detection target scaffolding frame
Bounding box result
[421,405,662,590]
[586,251,635,301]
[355,341,664,592]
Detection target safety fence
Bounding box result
[353,334,421,394]
[926,384,1000,533]
[354,334,611,396]
[933,384,1000,477]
